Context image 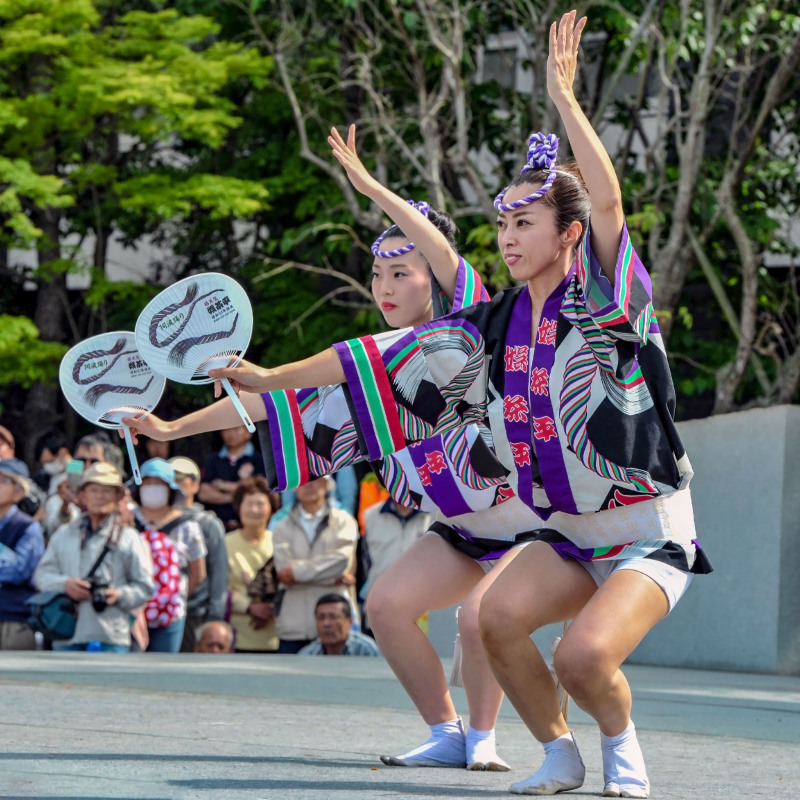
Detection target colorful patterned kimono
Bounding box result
[257,256,545,559]
[332,223,712,574]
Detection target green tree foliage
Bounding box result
[0,315,67,395]
[0,0,273,457]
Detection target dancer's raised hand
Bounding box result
[547,10,587,105]
[328,124,378,197]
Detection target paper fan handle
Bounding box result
[121,425,142,485]
[221,378,256,433]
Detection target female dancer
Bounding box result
[188,13,713,797]
[126,126,545,771]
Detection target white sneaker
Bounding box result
[380,717,466,767]
[601,721,650,798]
[466,728,510,771]
[509,731,585,795]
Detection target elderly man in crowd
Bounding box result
[34,462,153,652]
[41,435,108,540]
[0,458,45,650]
[299,594,381,656]
[194,620,234,654]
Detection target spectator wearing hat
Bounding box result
[130,458,206,653]
[33,462,153,652]
[0,426,46,522]
[0,459,45,650]
[42,434,108,540]
[168,456,228,653]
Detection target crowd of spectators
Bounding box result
[0,422,427,658]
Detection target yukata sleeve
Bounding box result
[258,385,364,493]
[576,220,656,344]
[446,256,491,314]
[332,316,490,462]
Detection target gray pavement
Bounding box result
[1,651,799,799]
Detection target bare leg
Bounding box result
[480,542,596,743]
[458,546,523,730]
[554,569,668,736]
[366,534,484,725]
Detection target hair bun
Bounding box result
[522,132,559,175]
[408,199,430,217]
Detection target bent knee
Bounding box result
[366,579,423,635]
[456,593,481,638]
[553,635,614,694]
[365,583,400,633]
[478,591,531,650]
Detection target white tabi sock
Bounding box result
[601,720,650,798]
[380,717,466,767]
[466,727,510,772]
[509,731,585,795]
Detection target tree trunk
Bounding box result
[23,208,65,466]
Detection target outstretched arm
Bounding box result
[548,11,624,279]
[122,390,267,442]
[121,348,346,440]
[329,124,460,301]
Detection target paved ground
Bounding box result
[1,651,799,799]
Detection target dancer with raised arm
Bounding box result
[187,13,712,797]
[126,126,547,771]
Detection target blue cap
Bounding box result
[129,457,185,505]
[0,457,31,492]
[139,458,180,490]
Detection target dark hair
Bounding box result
[379,207,458,262]
[504,161,590,247]
[232,475,280,515]
[314,593,352,618]
[74,434,108,457]
[34,432,67,461]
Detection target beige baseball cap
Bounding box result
[168,456,201,480]
[79,462,124,491]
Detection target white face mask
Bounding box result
[139,484,170,509]
[42,461,63,476]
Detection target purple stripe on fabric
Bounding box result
[381,330,420,364]
[503,290,535,511]
[332,340,382,460]
[260,392,288,491]
[406,435,472,518]
[452,255,468,312]
[548,540,601,562]
[451,526,514,561]
[530,267,579,515]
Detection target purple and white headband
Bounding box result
[371,200,431,258]
[494,132,559,212]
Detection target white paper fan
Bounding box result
[134,272,255,432]
[59,331,166,484]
